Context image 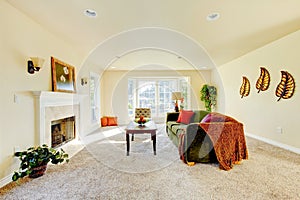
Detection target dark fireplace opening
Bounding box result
[51,116,75,148]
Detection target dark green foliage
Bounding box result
[200,84,217,112]
[12,144,69,181]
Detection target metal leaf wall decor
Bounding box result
[275,71,295,101]
[240,76,250,98]
[256,67,270,93]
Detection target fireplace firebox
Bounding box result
[51,116,75,148]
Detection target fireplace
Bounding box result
[51,116,75,148]
[32,91,80,147]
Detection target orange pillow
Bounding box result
[107,117,118,126]
[177,110,194,124]
[101,117,108,127]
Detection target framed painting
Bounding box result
[51,57,76,93]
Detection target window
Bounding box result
[90,72,100,123]
[128,77,190,119]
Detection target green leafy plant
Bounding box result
[200,84,217,112]
[12,144,69,181]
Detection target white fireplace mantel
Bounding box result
[32,91,80,146]
[32,91,80,107]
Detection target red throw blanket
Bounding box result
[199,122,248,170]
[179,112,248,170]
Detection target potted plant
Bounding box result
[12,144,69,181]
[200,84,217,112]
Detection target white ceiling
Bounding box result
[7,0,300,70]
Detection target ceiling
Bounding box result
[109,49,196,71]
[7,0,300,70]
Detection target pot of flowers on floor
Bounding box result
[12,144,69,181]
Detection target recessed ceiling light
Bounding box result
[206,12,220,21]
[84,9,97,18]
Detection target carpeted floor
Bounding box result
[1,124,300,200]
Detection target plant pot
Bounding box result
[29,164,47,178]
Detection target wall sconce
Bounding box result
[28,57,45,74]
[81,77,88,85]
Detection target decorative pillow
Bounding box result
[101,117,108,127]
[177,110,194,124]
[200,112,238,123]
[107,117,118,126]
[176,111,183,123]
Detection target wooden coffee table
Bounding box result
[125,121,157,156]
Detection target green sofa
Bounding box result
[166,110,217,163]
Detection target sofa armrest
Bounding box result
[166,112,180,122]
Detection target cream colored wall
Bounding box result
[0,1,84,183]
[218,30,300,149]
[101,70,211,124]
[211,67,225,113]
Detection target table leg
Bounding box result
[152,133,156,155]
[126,133,130,156]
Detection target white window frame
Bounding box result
[128,77,190,120]
[90,72,100,123]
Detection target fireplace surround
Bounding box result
[32,91,80,147]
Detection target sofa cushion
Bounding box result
[167,121,179,131]
[177,110,194,124]
[192,110,210,123]
[171,124,187,137]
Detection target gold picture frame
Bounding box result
[51,57,76,93]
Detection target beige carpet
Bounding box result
[1,124,300,200]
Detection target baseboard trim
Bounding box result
[0,173,13,188]
[245,132,300,154]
